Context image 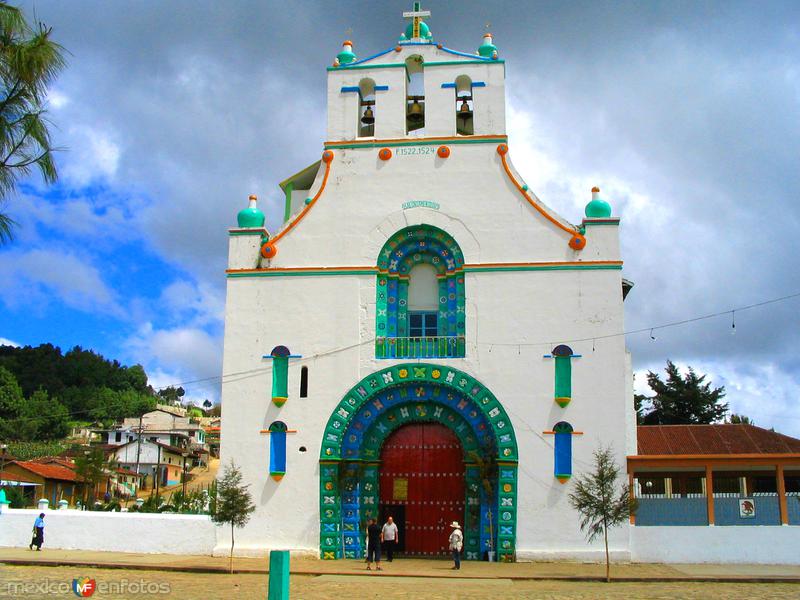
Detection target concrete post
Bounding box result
[268,550,290,600]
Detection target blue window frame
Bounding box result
[409,311,438,337]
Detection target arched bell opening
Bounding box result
[358,77,376,138]
[454,74,474,136]
[405,55,425,134]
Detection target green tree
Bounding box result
[74,447,110,504]
[639,360,728,425]
[568,446,636,583]
[0,364,22,418]
[729,413,754,425]
[157,386,185,406]
[0,2,66,242]
[212,461,255,573]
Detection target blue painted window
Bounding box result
[409,311,438,337]
[553,421,573,480]
[269,421,288,479]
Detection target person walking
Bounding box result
[381,516,399,562]
[448,521,463,570]
[29,513,45,551]
[366,518,382,571]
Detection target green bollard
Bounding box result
[268,550,290,600]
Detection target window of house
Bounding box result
[115,432,121,443]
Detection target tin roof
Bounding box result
[637,424,800,455]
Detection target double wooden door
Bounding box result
[379,423,464,556]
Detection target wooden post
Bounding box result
[705,464,715,525]
[628,471,636,525]
[777,463,788,525]
[268,550,290,600]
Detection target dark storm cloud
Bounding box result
[15,1,800,430]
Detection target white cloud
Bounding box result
[0,249,121,316]
[125,323,223,402]
[0,337,20,347]
[61,124,121,185]
[635,360,800,438]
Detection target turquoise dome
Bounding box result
[237,198,265,228]
[405,20,431,39]
[478,35,498,58]
[585,188,612,218]
[337,45,357,65]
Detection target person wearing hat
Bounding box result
[448,521,463,570]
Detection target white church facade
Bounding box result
[219,6,635,562]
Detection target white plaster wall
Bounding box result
[0,509,217,555]
[631,526,800,565]
[221,37,633,559]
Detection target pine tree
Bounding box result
[0,2,66,242]
[639,360,728,424]
[212,461,256,573]
[568,446,636,583]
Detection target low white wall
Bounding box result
[0,509,217,555]
[631,526,800,565]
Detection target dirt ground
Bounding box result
[1,565,799,599]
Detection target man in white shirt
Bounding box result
[381,516,399,562]
[448,521,463,570]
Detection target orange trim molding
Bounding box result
[269,150,334,248]
[497,144,586,251]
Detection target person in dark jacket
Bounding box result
[30,513,45,551]
[366,518,382,570]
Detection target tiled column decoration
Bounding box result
[319,461,342,559]
[497,463,518,562]
[340,462,362,558]
[464,464,482,560]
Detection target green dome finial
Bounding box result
[403,2,432,40]
[585,187,612,218]
[237,194,265,228]
[478,33,498,58]
[336,40,357,65]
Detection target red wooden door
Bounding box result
[379,423,464,556]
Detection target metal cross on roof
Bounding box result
[403,2,431,39]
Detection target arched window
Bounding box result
[358,78,375,138]
[269,345,290,406]
[268,421,288,481]
[454,75,474,136]
[300,366,309,398]
[375,225,465,358]
[551,344,575,407]
[553,421,574,483]
[405,55,425,134]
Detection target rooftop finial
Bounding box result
[403,2,432,41]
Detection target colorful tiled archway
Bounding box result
[319,364,519,562]
[375,225,466,358]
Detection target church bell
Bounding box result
[361,105,375,125]
[458,97,473,123]
[407,97,424,124]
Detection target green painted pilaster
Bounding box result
[283,182,293,223]
[497,464,518,562]
[319,462,342,559]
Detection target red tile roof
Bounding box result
[637,424,800,455]
[12,460,84,482]
[0,470,37,484]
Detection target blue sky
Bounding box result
[1,1,799,432]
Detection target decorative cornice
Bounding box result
[324,134,506,150]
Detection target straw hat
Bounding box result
[450,521,461,528]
